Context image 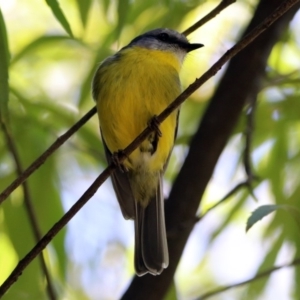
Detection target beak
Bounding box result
[186,43,204,52]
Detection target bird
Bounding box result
[92,28,203,276]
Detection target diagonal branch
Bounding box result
[0,0,298,297]
[0,0,234,205]
[154,0,299,127]
[0,106,96,204]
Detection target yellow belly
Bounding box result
[95,47,181,172]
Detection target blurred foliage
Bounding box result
[0,0,300,299]
[0,8,9,122]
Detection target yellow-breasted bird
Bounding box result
[92,28,203,276]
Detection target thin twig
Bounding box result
[0,0,299,296]
[167,181,254,236]
[182,0,236,36]
[0,0,234,205]
[197,257,300,299]
[0,106,97,205]
[198,180,252,222]
[0,121,57,300]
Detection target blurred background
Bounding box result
[0,0,300,299]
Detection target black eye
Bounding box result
[158,32,169,41]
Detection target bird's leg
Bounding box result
[111,150,129,173]
[148,115,162,137]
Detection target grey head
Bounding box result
[126,28,204,62]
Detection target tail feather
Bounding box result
[134,207,148,276]
[134,173,169,276]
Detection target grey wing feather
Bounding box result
[101,133,135,220]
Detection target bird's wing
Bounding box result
[101,133,136,220]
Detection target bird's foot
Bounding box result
[111,150,128,173]
[148,115,162,137]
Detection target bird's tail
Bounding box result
[134,173,169,276]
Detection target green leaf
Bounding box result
[11,35,77,65]
[45,0,74,37]
[280,204,300,230]
[0,8,10,123]
[78,46,112,107]
[102,0,111,14]
[246,204,300,232]
[116,0,130,37]
[75,0,92,27]
[8,107,67,277]
[246,205,278,232]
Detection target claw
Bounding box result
[111,150,128,173]
[148,115,162,137]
